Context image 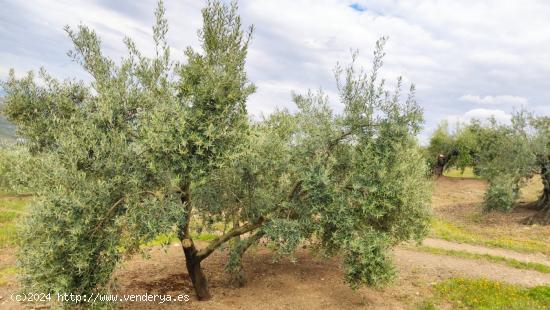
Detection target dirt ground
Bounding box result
[1,176,549,309]
[432,176,550,247]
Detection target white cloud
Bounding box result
[445,108,512,129]
[459,94,528,106]
[1,0,549,140]
[469,51,523,66]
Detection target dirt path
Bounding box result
[421,238,550,266]
[395,248,550,287]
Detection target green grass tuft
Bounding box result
[0,210,19,223]
[434,278,550,309]
[0,195,29,248]
[431,218,550,255]
[144,233,179,247]
[444,167,481,179]
[192,232,218,242]
[0,266,18,286]
[413,245,550,273]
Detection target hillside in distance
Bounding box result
[0,98,17,141]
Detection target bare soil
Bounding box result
[422,238,550,266]
[111,239,550,309]
[432,176,550,249]
[1,176,549,309]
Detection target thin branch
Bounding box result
[235,230,265,255]
[90,190,159,235]
[90,196,125,235]
[196,217,265,261]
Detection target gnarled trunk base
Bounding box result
[182,239,211,300]
[524,170,550,225]
[433,154,448,177]
[434,151,458,177]
[524,196,550,225]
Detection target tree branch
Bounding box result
[177,182,193,241]
[90,190,160,236]
[326,129,353,153]
[236,230,265,255]
[90,196,125,235]
[196,217,265,261]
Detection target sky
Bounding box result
[1,0,550,143]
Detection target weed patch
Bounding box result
[434,278,550,309]
[413,245,550,273]
[431,219,550,255]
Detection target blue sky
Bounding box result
[1,0,550,142]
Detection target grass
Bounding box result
[145,233,179,247]
[0,266,18,286]
[193,231,218,242]
[0,194,29,248]
[433,278,550,309]
[0,210,19,223]
[431,218,550,255]
[145,231,218,247]
[413,245,550,273]
[444,167,481,179]
[415,300,437,310]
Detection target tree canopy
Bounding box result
[1,0,432,306]
[427,114,550,223]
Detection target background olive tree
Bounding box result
[2,0,432,306]
[427,114,549,224]
[425,120,484,177]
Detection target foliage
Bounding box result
[427,113,549,216]
[1,0,433,305]
[426,121,455,168]
[0,146,36,193]
[468,117,534,212]
[194,41,432,288]
[0,190,29,251]
[426,121,481,175]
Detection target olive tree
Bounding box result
[429,114,549,224]
[2,0,432,305]
[464,116,533,213]
[426,121,483,176]
[193,43,432,289]
[3,0,253,304]
[477,114,550,224]
[528,116,550,223]
[426,121,457,176]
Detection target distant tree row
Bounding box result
[426,114,549,224]
[0,1,431,306]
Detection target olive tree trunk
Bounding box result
[178,184,212,300]
[182,239,212,300]
[178,182,265,299]
[534,165,550,223]
[434,154,449,177]
[228,231,264,287]
[433,149,460,177]
[525,164,550,225]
